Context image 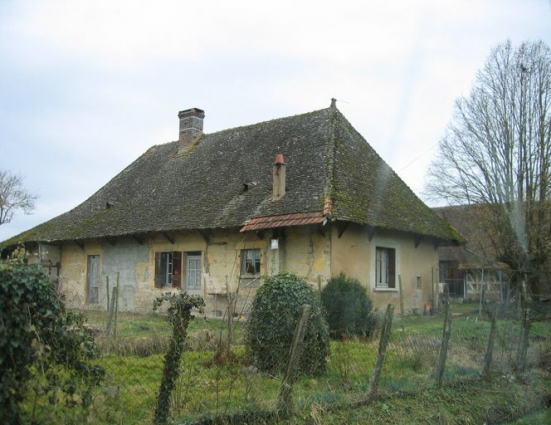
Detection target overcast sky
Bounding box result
[1,0,550,241]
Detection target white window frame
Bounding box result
[185,252,202,290]
[160,252,173,288]
[375,247,395,289]
[370,235,400,292]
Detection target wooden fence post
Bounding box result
[276,304,312,418]
[367,304,395,400]
[516,282,531,373]
[106,285,117,336]
[431,266,436,310]
[481,301,497,380]
[436,301,452,389]
[106,275,110,312]
[226,276,234,347]
[398,275,405,335]
[113,272,120,339]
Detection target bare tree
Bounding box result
[426,40,551,292]
[0,170,37,225]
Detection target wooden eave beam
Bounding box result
[337,222,349,239]
[197,229,210,244]
[106,237,117,246]
[434,239,440,251]
[414,235,423,248]
[255,230,264,240]
[162,232,175,244]
[317,226,326,238]
[74,240,85,250]
[367,225,376,241]
[132,235,145,245]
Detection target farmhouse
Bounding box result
[1,101,462,315]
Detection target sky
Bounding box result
[1,0,550,241]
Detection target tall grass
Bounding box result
[60,305,551,424]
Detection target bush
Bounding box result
[321,273,374,338]
[0,259,104,423]
[246,272,329,376]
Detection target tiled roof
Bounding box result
[240,212,325,232]
[433,204,497,266]
[1,106,462,248]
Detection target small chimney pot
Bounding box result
[274,153,285,165]
[273,153,286,200]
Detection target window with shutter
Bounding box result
[172,251,182,287]
[155,252,162,288]
[154,251,182,288]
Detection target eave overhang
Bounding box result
[240,212,325,233]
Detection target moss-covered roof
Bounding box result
[1,106,461,247]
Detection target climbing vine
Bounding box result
[153,290,205,425]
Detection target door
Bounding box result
[186,253,202,290]
[87,255,100,304]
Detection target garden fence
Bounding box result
[24,290,551,424]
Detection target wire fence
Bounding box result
[23,290,551,424]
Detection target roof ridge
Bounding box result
[150,107,333,148]
[323,107,340,217]
[205,107,332,138]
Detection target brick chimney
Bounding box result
[178,108,205,148]
[273,153,286,200]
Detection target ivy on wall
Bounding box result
[0,259,104,423]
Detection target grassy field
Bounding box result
[24,304,551,424]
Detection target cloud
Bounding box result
[0,0,550,241]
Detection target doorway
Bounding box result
[87,255,100,304]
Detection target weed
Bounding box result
[96,332,169,357]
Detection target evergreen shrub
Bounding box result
[321,273,374,338]
[0,259,104,423]
[246,272,329,376]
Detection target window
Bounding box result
[185,252,202,290]
[154,251,181,288]
[241,249,261,277]
[376,247,395,288]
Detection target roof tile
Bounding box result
[1,107,461,248]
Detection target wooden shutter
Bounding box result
[172,251,182,288]
[388,248,396,288]
[154,252,162,288]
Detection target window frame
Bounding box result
[375,246,396,289]
[154,251,182,289]
[185,251,202,290]
[240,248,261,278]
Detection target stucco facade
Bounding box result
[331,224,439,313]
[48,222,437,315]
